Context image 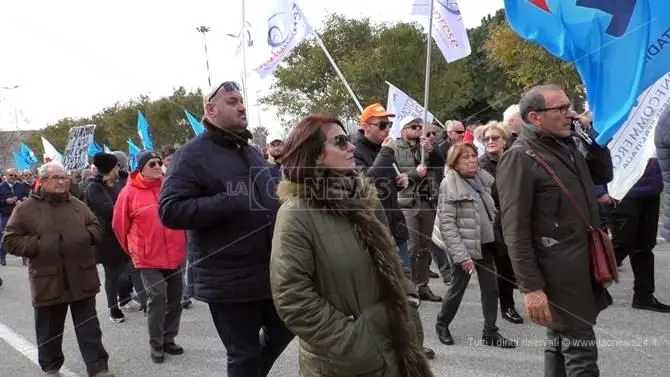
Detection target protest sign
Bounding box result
[63,125,96,171]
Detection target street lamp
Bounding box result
[196,26,212,87]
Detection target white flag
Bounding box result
[386,82,436,139]
[247,0,312,78]
[607,73,670,200]
[41,136,63,164]
[412,0,471,63]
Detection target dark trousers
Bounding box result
[438,243,499,335]
[0,215,8,264]
[403,200,436,290]
[609,195,659,299]
[131,268,147,307]
[140,269,183,349]
[102,260,133,310]
[35,297,109,376]
[209,299,294,377]
[545,327,599,377]
[494,253,517,309]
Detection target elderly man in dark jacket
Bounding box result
[158,80,293,377]
[497,85,613,377]
[596,159,670,313]
[2,161,115,377]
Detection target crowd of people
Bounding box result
[0,80,668,377]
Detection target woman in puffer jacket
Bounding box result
[112,151,186,364]
[432,142,516,348]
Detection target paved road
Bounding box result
[0,245,669,377]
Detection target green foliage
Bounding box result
[25,87,203,157]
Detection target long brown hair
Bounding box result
[279,114,345,183]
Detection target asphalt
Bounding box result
[0,245,669,377]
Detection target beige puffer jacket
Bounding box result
[432,168,495,264]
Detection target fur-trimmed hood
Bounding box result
[274,175,433,377]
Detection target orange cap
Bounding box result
[360,103,395,125]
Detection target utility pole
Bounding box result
[241,0,250,103]
[196,26,212,87]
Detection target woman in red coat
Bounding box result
[112,151,186,364]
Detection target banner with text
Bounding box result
[386,82,435,139]
[63,125,96,171]
[607,73,670,200]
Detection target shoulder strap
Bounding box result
[524,150,593,231]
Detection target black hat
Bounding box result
[92,152,118,175]
[136,150,161,171]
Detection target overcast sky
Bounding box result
[0,0,504,138]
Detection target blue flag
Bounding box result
[128,139,141,171]
[184,110,204,136]
[137,111,154,150]
[20,143,38,166]
[88,142,102,158]
[504,0,670,144]
[13,150,31,171]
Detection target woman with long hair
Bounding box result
[87,152,138,323]
[270,114,433,377]
[432,142,516,348]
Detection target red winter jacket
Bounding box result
[112,172,186,270]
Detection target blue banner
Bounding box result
[137,111,154,150]
[184,110,204,136]
[505,0,670,144]
[19,142,38,166]
[128,139,141,171]
[13,150,31,171]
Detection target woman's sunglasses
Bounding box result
[484,135,501,142]
[329,134,351,150]
[148,160,163,168]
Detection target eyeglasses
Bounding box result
[536,103,572,115]
[369,120,392,131]
[426,132,436,137]
[207,81,242,102]
[484,135,501,142]
[451,130,465,134]
[327,134,351,150]
[407,124,422,130]
[7,174,17,177]
[45,176,68,182]
[148,160,163,168]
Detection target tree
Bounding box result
[260,14,506,133]
[25,87,204,159]
[251,126,269,147]
[482,16,585,108]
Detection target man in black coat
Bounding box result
[0,168,31,265]
[158,80,293,377]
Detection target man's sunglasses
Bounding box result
[451,130,465,134]
[369,120,393,130]
[207,81,242,102]
[407,124,422,130]
[148,160,163,168]
[426,131,436,137]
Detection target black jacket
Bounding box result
[86,175,129,265]
[353,131,409,244]
[0,181,31,217]
[158,120,280,303]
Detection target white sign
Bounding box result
[412,0,471,63]
[63,125,96,171]
[607,73,670,200]
[386,82,436,139]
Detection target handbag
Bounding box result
[525,150,619,287]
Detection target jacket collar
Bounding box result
[355,130,381,152]
[129,171,162,190]
[203,118,253,149]
[442,168,494,201]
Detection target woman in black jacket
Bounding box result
[478,122,523,324]
[87,152,137,323]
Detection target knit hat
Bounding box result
[111,151,129,171]
[136,150,161,171]
[92,152,118,175]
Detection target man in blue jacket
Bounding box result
[0,168,31,265]
[596,158,670,313]
[158,81,293,377]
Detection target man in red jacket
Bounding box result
[112,151,187,364]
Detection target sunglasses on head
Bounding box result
[148,160,163,168]
[207,81,242,102]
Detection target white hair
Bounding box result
[503,104,521,125]
[445,120,463,132]
[38,161,66,179]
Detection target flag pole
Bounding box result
[314,33,363,113]
[421,0,435,164]
[241,0,250,103]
